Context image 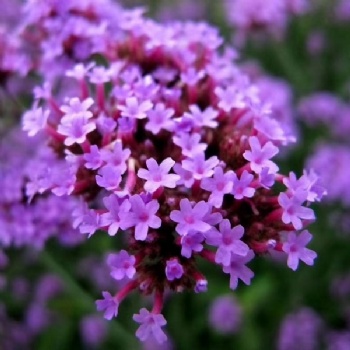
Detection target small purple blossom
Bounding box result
[96,291,119,320]
[223,250,255,290]
[182,153,219,181]
[122,195,161,240]
[259,167,276,188]
[283,171,326,203]
[83,145,103,170]
[107,250,136,280]
[243,136,279,174]
[89,66,111,84]
[79,209,101,238]
[133,308,167,344]
[60,97,94,119]
[201,167,234,208]
[180,68,205,86]
[96,165,122,191]
[206,220,249,266]
[173,163,194,188]
[183,105,218,128]
[22,107,50,136]
[137,158,180,193]
[165,258,184,281]
[278,191,315,230]
[215,86,246,112]
[170,199,211,236]
[96,113,117,135]
[194,279,208,293]
[173,133,207,158]
[180,231,204,258]
[231,170,255,199]
[282,230,317,271]
[145,103,175,134]
[100,195,131,236]
[101,141,131,175]
[57,114,96,146]
[118,97,153,119]
[66,62,95,80]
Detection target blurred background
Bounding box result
[2,0,350,349]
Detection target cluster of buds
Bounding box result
[22,8,324,343]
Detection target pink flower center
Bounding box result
[139,212,149,222]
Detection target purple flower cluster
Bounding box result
[22,6,322,344]
[277,307,323,350]
[301,91,350,234]
[223,0,309,43]
[299,92,350,140]
[0,128,81,249]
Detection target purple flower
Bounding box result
[57,114,96,146]
[100,195,131,236]
[96,165,122,191]
[96,291,119,320]
[83,145,103,170]
[101,141,131,175]
[22,107,50,136]
[122,195,161,240]
[201,167,234,208]
[107,250,136,280]
[89,66,111,84]
[170,199,211,236]
[183,105,218,128]
[282,230,317,271]
[137,158,180,193]
[96,113,117,135]
[180,68,205,86]
[145,103,175,134]
[182,153,219,180]
[173,163,194,188]
[79,209,101,238]
[165,258,184,281]
[66,62,95,80]
[173,133,207,158]
[118,97,153,119]
[243,136,279,174]
[194,279,208,293]
[206,220,249,266]
[231,170,255,199]
[278,191,315,230]
[223,250,255,290]
[180,232,204,258]
[283,171,326,203]
[50,164,77,196]
[209,295,242,334]
[215,86,246,112]
[60,97,94,119]
[133,308,167,344]
[259,167,276,188]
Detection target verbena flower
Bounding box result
[22,8,322,343]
